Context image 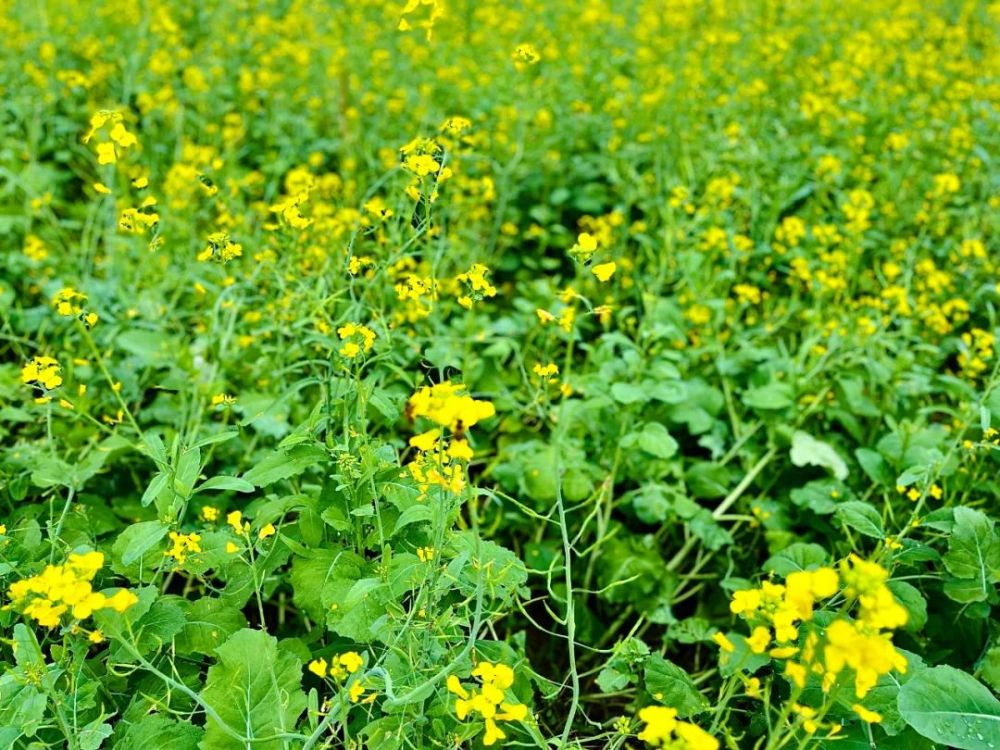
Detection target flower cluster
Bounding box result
[308,651,369,703]
[454,263,497,309]
[337,322,376,359]
[635,706,718,750]
[447,662,528,746]
[52,287,98,328]
[21,356,63,392]
[720,555,908,725]
[7,551,138,629]
[405,382,495,498]
[197,231,243,263]
[408,381,496,434]
[82,110,138,165]
[164,531,202,566]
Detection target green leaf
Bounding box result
[141,471,170,507]
[763,543,828,576]
[790,431,848,480]
[78,718,113,750]
[200,629,307,750]
[898,665,1000,750]
[855,447,892,485]
[116,520,169,566]
[116,716,202,750]
[0,670,46,740]
[943,507,1000,602]
[834,501,884,539]
[887,580,928,632]
[637,422,679,459]
[242,444,328,488]
[685,462,730,499]
[743,382,794,410]
[176,597,247,655]
[173,446,202,499]
[196,475,256,493]
[611,382,648,404]
[644,655,709,717]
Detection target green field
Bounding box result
[2,1,1000,748]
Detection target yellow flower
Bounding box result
[729,589,761,616]
[96,142,117,164]
[227,511,246,534]
[339,651,363,674]
[674,722,719,750]
[409,429,441,452]
[746,626,771,654]
[592,262,617,282]
[637,706,677,744]
[22,356,63,391]
[407,382,495,432]
[569,232,598,262]
[104,589,138,613]
[308,658,328,678]
[712,632,735,653]
[258,523,276,541]
[852,704,882,723]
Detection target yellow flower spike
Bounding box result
[447,439,473,461]
[785,662,807,688]
[67,551,104,578]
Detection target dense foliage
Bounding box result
[1,1,1000,748]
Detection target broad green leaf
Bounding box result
[644,655,709,717]
[176,597,248,655]
[242,444,328,488]
[116,520,169,566]
[898,665,1000,750]
[943,507,1000,603]
[116,715,202,750]
[834,501,884,539]
[887,580,927,632]
[855,447,892,485]
[200,629,307,750]
[790,431,848,480]
[611,382,648,404]
[763,543,829,576]
[637,422,679,459]
[743,382,794,410]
